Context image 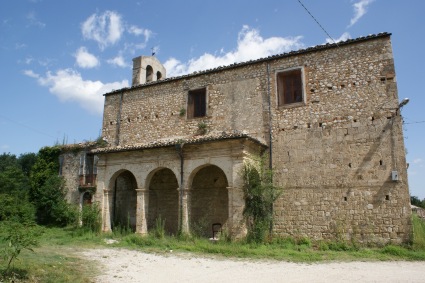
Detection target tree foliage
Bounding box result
[241,155,283,243]
[411,196,425,209]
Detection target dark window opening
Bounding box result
[157,71,162,80]
[277,69,303,106]
[146,65,153,82]
[187,88,206,118]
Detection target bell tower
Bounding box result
[132,56,166,86]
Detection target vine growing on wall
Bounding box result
[241,154,283,243]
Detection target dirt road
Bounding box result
[81,248,425,283]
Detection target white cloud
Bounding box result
[326,32,351,44]
[413,158,423,164]
[348,0,374,27]
[23,69,40,78]
[107,55,128,68]
[25,68,129,114]
[74,47,100,68]
[82,11,124,50]
[26,11,45,28]
[164,25,303,77]
[128,25,152,41]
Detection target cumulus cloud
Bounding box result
[348,0,374,27]
[107,55,128,68]
[74,47,100,68]
[164,25,303,77]
[82,11,123,50]
[24,68,128,114]
[325,32,351,44]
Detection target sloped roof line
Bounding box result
[91,132,267,154]
[105,32,391,96]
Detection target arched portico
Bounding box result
[147,167,179,235]
[189,164,229,237]
[107,170,138,232]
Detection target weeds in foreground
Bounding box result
[1,215,425,282]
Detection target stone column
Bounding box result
[178,188,191,234]
[226,186,234,234]
[228,185,247,239]
[135,188,149,235]
[102,189,113,232]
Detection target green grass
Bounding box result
[1,215,425,282]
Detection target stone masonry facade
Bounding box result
[61,33,411,243]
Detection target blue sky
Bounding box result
[1,0,424,198]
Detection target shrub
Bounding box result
[0,221,42,274]
[241,155,283,243]
[81,203,101,233]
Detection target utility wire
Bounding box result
[404,120,425,125]
[0,114,57,139]
[297,0,340,47]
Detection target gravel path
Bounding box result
[80,248,425,283]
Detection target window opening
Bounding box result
[157,71,162,80]
[146,65,153,82]
[277,68,304,106]
[187,88,206,118]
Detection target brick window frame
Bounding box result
[276,67,305,107]
[187,87,207,118]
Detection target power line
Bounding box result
[404,120,425,125]
[296,0,340,47]
[0,114,57,139]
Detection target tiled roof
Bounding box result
[105,32,391,96]
[91,132,267,154]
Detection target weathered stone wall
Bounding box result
[102,66,268,146]
[267,37,411,243]
[61,34,410,243]
[60,151,81,204]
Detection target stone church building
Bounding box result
[60,32,411,243]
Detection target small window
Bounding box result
[157,71,162,80]
[187,88,206,118]
[277,68,304,106]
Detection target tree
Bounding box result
[411,196,425,209]
[29,146,61,193]
[29,146,77,226]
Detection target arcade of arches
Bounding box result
[104,165,229,237]
[98,139,263,238]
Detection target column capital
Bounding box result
[103,189,113,194]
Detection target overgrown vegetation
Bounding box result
[2,147,425,281]
[241,154,283,243]
[411,196,425,209]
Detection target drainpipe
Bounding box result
[266,63,273,169]
[175,143,184,234]
[266,62,274,235]
[115,92,124,146]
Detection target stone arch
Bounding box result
[189,164,229,237]
[109,170,138,231]
[146,167,179,235]
[146,65,153,82]
[156,71,162,80]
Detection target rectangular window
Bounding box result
[277,68,304,106]
[187,88,206,118]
